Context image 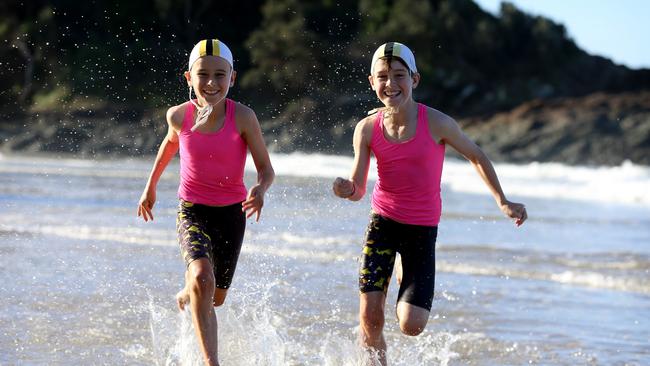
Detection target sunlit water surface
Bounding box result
[1,153,649,365]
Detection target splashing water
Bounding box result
[2,154,648,365]
[147,282,287,366]
[146,294,488,365]
[145,283,485,366]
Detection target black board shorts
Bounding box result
[359,212,438,311]
[176,199,246,289]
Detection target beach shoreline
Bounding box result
[1,90,649,166]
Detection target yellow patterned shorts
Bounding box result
[359,212,438,310]
[177,199,245,289]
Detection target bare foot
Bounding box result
[176,287,190,311]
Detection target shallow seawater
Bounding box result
[1,154,649,365]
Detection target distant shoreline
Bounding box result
[1,90,648,167]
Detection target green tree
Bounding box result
[242,0,321,100]
[358,0,433,49]
[0,1,60,110]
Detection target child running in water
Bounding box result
[137,39,274,366]
[333,42,527,365]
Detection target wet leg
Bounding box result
[360,291,388,366]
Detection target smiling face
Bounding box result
[369,57,419,109]
[185,55,236,107]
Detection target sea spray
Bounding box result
[2,154,649,205]
[319,327,386,366]
[217,281,286,365]
[4,155,648,365]
[148,299,202,365]
[147,281,287,366]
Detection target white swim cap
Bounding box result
[188,39,234,71]
[370,42,417,74]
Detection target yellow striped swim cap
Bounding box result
[370,42,417,74]
[188,39,234,71]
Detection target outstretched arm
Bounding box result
[238,105,275,222]
[437,113,527,226]
[333,118,372,201]
[137,107,181,222]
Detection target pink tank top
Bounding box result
[178,99,248,206]
[370,103,445,226]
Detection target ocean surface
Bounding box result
[1,152,649,365]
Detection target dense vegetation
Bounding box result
[2,0,649,141]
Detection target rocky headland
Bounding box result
[457,90,650,165]
[1,90,649,166]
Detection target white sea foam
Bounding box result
[5,219,647,286]
[253,153,650,205]
[6,221,646,295]
[273,231,354,246]
[439,261,650,294]
[558,257,648,271]
[1,223,175,247]
[2,153,649,205]
[442,159,650,206]
[0,155,155,178]
[0,223,355,262]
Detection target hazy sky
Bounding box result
[474,0,650,69]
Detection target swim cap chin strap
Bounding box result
[188,87,221,132]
